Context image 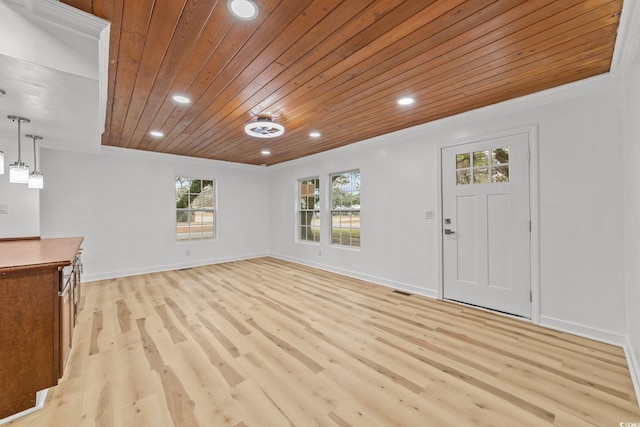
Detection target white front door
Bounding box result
[442,132,531,318]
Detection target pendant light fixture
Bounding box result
[26,133,44,189]
[7,115,30,184]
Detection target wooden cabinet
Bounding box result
[0,237,83,420]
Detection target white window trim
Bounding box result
[175,176,217,242]
[297,176,321,244]
[329,169,361,249]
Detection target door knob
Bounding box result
[444,229,455,235]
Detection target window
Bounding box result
[331,170,360,247]
[456,147,509,185]
[176,177,215,241]
[298,177,320,242]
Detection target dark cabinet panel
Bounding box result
[0,268,59,419]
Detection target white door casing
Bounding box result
[441,131,531,318]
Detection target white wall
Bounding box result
[268,83,627,344]
[39,147,269,281]
[0,136,40,238]
[268,128,441,297]
[623,43,640,400]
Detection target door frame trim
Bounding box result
[436,125,540,323]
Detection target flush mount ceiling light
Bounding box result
[261,150,271,155]
[397,97,415,106]
[309,131,321,138]
[26,134,44,189]
[228,0,258,20]
[150,130,164,137]
[244,117,284,138]
[172,95,191,104]
[7,115,30,184]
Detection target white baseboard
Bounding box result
[539,317,639,406]
[0,389,47,425]
[624,337,640,407]
[82,252,269,283]
[272,254,439,299]
[539,315,626,346]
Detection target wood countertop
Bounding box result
[0,237,84,273]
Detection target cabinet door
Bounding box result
[59,278,72,377]
[0,268,59,419]
[73,252,82,324]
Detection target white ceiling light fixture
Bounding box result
[7,115,30,184]
[228,0,258,20]
[150,130,164,137]
[26,134,44,189]
[261,150,271,155]
[397,97,415,106]
[172,95,191,104]
[244,117,285,138]
[309,131,321,138]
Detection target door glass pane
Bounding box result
[491,166,509,182]
[492,148,509,165]
[473,168,489,184]
[473,150,489,167]
[456,170,471,185]
[456,153,470,169]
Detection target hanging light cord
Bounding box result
[7,115,31,164]
[26,134,43,173]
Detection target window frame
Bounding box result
[175,176,216,242]
[455,147,510,185]
[297,176,321,243]
[329,169,361,248]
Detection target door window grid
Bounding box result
[456,147,509,185]
[298,177,320,243]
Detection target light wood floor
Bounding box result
[9,257,640,426]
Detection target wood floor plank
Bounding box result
[7,257,640,426]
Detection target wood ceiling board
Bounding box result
[179,0,526,158]
[138,0,299,154]
[61,0,623,166]
[182,0,616,164]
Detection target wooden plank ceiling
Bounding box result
[61,0,622,166]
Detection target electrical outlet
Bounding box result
[186,249,191,256]
[424,210,434,219]
[318,250,322,256]
[0,203,8,214]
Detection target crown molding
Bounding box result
[611,0,640,80]
[4,0,109,39]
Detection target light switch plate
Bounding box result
[0,203,8,214]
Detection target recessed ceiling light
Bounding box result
[397,97,415,106]
[150,130,164,137]
[172,95,191,104]
[261,150,271,155]
[309,131,321,138]
[228,0,258,20]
